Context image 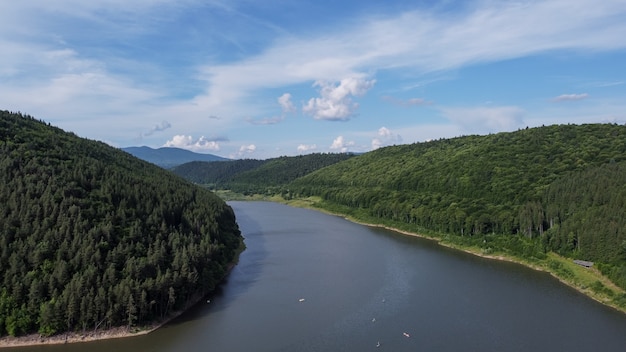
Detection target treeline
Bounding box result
[172,159,267,185]
[172,153,356,194]
[287,124,626,287]
[0,111,242,337]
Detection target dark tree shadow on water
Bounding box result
[159,204,269,329]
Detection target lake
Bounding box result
[12,201,626,351]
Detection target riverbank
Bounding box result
[0,322,156,348]
[0,303,187,349]
[0,239,246,349]
[273,196,626,316]
[361,221,626,314]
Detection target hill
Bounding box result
[172,153,356,195]
[0,111,242,337]
[172,159,268,186]
[288,124,626,288]
[122,146,229,168]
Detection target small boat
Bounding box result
[376,341,380,347]
[403,332,410,338]
[372,318,376,322]
[298,298,305,302]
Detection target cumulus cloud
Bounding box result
[329,135,355,152]
[143,120,171,136]
[297,144,317,153]
[551,93,589,102]
[226,144,257,159]
[163,134,221,151]
[303,77,376,121]
[240,144,256,152]
[441,106,525,133]
[229,144,257,158]
[371,127,403,150]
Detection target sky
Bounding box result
[1,0,626,159]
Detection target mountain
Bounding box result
[122,146,229,168]
[0,111,242,337]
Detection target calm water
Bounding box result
[13,201,626,351]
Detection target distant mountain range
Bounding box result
[122,146,229,168]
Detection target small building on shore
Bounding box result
[573,259,594,268]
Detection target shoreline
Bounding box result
[0,310,172,349]
[363,220,626,314]
[0,239,245,349]
[277,197,626,315]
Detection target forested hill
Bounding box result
[0,111,242,337]
[172,153,356,194]
[289,124,626,288]
[172,159,268,186]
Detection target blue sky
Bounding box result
[1,0,625,159]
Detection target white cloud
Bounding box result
[551,93,589,102]
[0,45,163,138]
[278,93,296,114]
[163,135,192,148]
[230,144,257,158]
[240,144,256,152]
[222,144,258,159]
[297,144,317,153]
[303,77,376,120]
[194,136,221,151]
[330,135,355,152]
[441,106,525,133]
[371,127,403,150]
[198,0,626,116]
[163,135,220,151]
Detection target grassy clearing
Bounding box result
[542,253,626,306]
[443,244,626,311]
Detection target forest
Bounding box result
[171,152,356,195]
[0,111,242,337]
